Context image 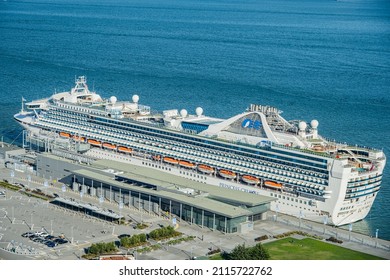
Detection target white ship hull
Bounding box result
[84,148,380,226]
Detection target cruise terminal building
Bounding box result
[38,154,275,234]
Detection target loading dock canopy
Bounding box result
[52,197,123,220]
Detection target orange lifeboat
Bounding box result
[118,146,132,153]
[163,157,179,165]
[219,169,236,179]
[88,139,102,147]
[242,175,260,185]
[197,164,214,174]
[72,135,85,142]
[103,143,116,150]
[59,132,71,138]
[179,160,196,169]
[264,181,283,189]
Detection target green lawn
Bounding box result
[263,237,384,260]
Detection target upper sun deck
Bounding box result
[27,77,385,171]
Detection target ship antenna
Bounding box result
[21,96,25,113]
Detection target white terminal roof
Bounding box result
[70,159,275,218]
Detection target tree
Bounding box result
[226,243,270,260]
[249,243,270,260]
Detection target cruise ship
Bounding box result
[14,76,386,226]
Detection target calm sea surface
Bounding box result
[1,0,389,239]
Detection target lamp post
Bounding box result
[299,210,303,229]
[375,229,379,248]
[323,215,328,235]
[348,223,352,241]
[30,212,34,230]
[119,201,123,223]
[10,170,14,185]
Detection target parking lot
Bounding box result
[0,192,121,259]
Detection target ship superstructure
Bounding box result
[14,76,386,226]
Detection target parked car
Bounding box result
[54,238,68,244]
[46,241,58,248]
[22,232,35,238]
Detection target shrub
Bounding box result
[326,236,343,244]
[255,235,269,242]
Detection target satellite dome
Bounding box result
[180,109,188,118]
[311,119,319,129]
[298,121,307,130]
[195,107,203,117]
[109,96,117,104]
[132,94,139,103]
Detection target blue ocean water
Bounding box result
[0,0,389,239]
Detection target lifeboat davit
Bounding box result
[179,160,196,169]
[72,135,85,142]
[152,155,161,161]
[118,146,132,153]
[163,157,179,165]
[219,169,236,179]
[59,132,71,138]
[242,175,260,185]
[264,180,283,189]
[103,143,117,150]
[197,164,214,174]
[88,139,102,147]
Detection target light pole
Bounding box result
[323,215,328,235]
[43,180,48,196]
[10,170,14,185]
[299,210,303,229]
[71,226,74,244]
[30,212,34,231]
[348,223,352,241]
[119,201,123,224]
[375,229,379,248]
